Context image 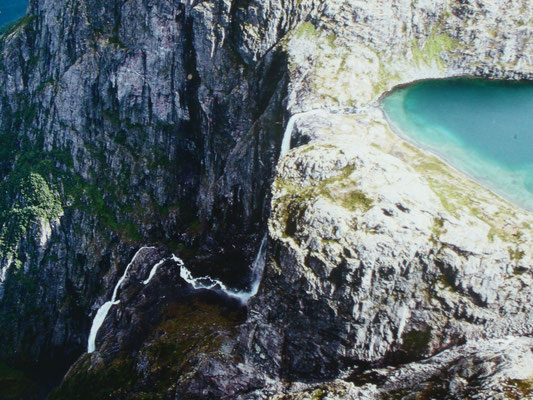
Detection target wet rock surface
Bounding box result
[0,0,531,399]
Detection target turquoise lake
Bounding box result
[0,0,27,30]
[382,79,533,211]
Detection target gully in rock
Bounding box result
[87,246,155,353]
[179,235,267,305]
[87,237,267,353]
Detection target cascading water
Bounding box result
[280,109,329,156]
[143,258,168,285]
[178,108,330,303]
[178,235,267,304]
[86,107,318,352]
[87,238,268,353]
[87,246,155,353]
[177,108,327,302]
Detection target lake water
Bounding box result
[382,79,533,211]
[0,0,28,30]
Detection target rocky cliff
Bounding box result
[0,0,531,399]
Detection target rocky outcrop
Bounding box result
[271,337,533,400]
[250,111,533,382]
[240,0,533,396]
[0,0,532,399]
[0,0,309,385]
[236,0,533,397]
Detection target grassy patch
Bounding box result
[411,31,459,68]
[508,247,525,262]
[340,189,374,212]
[294,21,320,40]
[273,163,373,238]
[408,151,532,245]
[48,355,137,400]
[503,379,533,400]
[430,217,446,245]
[49,302,242,400]
[374,56,401,97]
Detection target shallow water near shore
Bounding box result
[0,0,28,30]
[382,78,533,211]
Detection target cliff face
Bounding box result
[0,0,312,382]
[0,0,532,399]
[246,0,533,397]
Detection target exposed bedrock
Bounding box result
[0,0,532,399]
[0,0,315,383]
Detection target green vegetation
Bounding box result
[0,171,62,260]
[508,247,525,262]
[47,355,138,400]
[49,302,242,400]
[504,379,533,399]
[374,57,400,98]
[0,134,69,264]
[294,21,320,40]
[311,388,325,400]
[0,16,35,39]
[430,217,446,245]
[407,151,532,245]
[401,327,432,361]
[411,31,459,68]
[0,124,154,279]
[385,375,448,400]
[274,158,373,238]
[107,35,127,49]
[340,189,374,212]
[435,273,457,293]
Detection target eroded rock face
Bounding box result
[0,0,532,399]
[271,337,533,400]
[0,0,308,382]
[250,113,533,381]
[243,0,533,396]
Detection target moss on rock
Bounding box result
[49,301,243,400]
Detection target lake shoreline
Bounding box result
[380,80,533,213]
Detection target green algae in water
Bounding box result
[382,79,533,211]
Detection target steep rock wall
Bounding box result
[0,0,316,381]
[1,0,532,399]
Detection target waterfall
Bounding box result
[87,246,155,353]
[85,106,326,353]
[280,109,328,157]
[87,107,324,351]
[178,235,267,304]
[246,235,267,298]
[143,258,168,285]
[280,114,299,156]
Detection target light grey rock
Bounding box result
[0,0,532,399]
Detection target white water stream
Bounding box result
[178,235,267,304]
[280,109,329,156]
[87,246,155,353]
[177,109,326,303]
[87,108,323,353]
[87,238,267,353]
[142,258,168,285]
